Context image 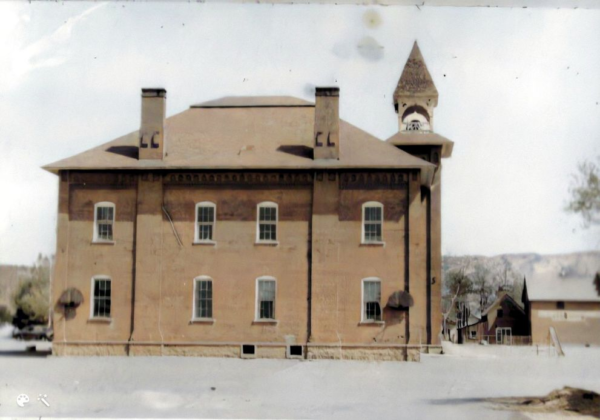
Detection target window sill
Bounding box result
[358,320,385,326]
[91,240,115,245]
[189,318,215,324]
[192,241,217,246]
[252,319,278,325]
[254,241,279,247]
[360,242,385,247]
[88,317,112,324]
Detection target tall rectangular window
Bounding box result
[196,203,216,242]
[92,277,111,318]
[94,202,115,242]
[257,203,278,242]
[363,279,382,321]
[194,278,213,319]
[257,279,276,320]
[362,202,383,243]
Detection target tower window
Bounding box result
[401,107,431,132]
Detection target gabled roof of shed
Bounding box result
[526,273,600,302]
[482,293,525,316]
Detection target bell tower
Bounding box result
[387,41,454,349]
[393,41,438,133]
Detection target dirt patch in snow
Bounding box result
[492,387,600,418]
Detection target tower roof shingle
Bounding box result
[393,41,439,106]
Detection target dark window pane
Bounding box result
[199,225,213,240]
[97,222,113,240]
[260,301,274,319]
[365,302,381,321]
[259,206,276,222]
[259,223,276,241]
[365,206,382,222]
[198,206,215,223]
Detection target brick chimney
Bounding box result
[313,87,340,160]
[139,88,167,160]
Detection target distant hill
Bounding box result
[443,251,600,282]
[0,265,28,312]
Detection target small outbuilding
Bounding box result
[460,290,530,345]
[523,273,600,346]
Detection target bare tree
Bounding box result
[441,266,473,340]
[491,259,521,299]
[472,263,493,313]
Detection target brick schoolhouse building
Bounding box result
[46,42,453,360]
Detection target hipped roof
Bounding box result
[44,96,435,185]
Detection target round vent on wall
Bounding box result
[58,288,84,320]
[386,290,414,310]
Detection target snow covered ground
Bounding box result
[0,324,599,419]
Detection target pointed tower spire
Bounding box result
[393,41,438,132]
[394,41,438,106]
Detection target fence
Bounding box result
[481,335,532,346]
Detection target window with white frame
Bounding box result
[257,202,278,242]
[94,202,115,242]
[91,276,111,318]
[362,278,382,322]
[193,276,213,319]
[496,327,512,345]
[362,202,383,243]
[195,202,216,242]
[256,277,276,320]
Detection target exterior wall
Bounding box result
[52,169,435,360]
[52,172,136,345]
[430,165,443,344]
[310,171,427,348]
[154,183,311,345]
[407,173,428,344]
[531,301,600,346]
[484,297,529,337]
[395,145,443,345]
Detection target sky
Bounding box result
[0,2,599,265]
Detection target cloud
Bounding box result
[6,4,106,89]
